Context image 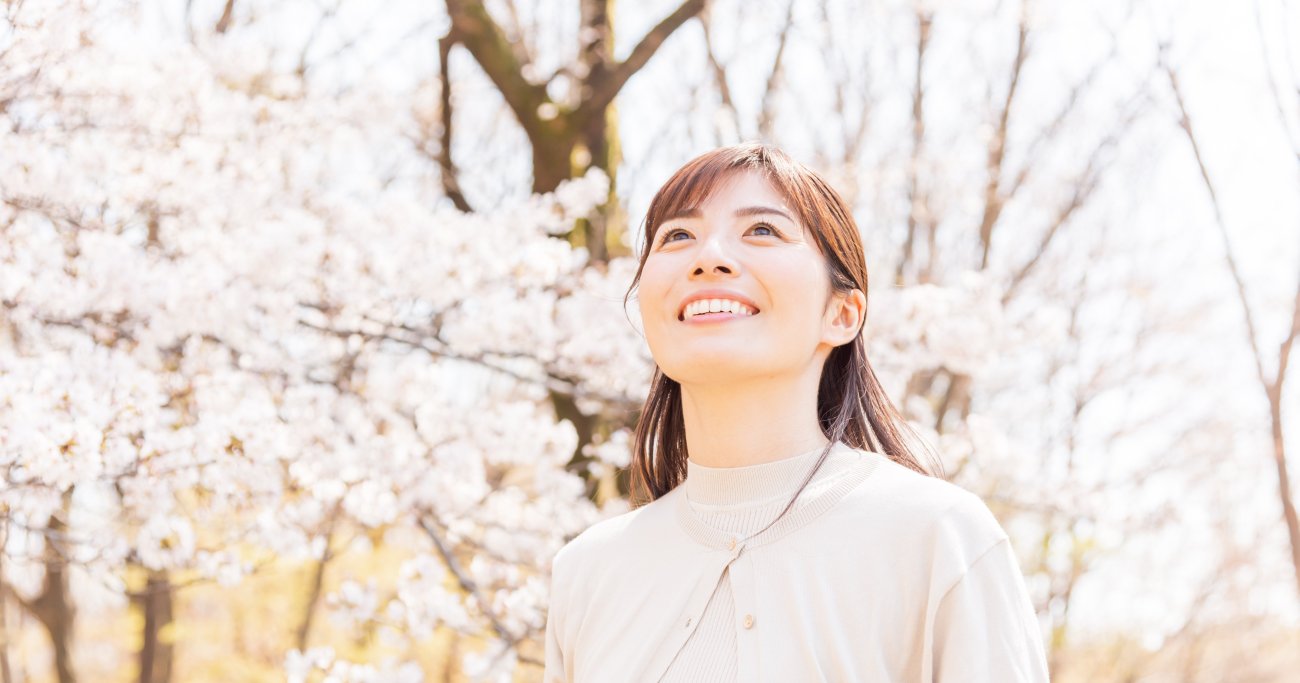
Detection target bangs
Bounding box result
[641,149,797,248]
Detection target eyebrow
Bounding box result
[663,205,795,223]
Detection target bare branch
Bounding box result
[295,506,340,650]
[800,2,875,207]
[443,0,549,136]
[1279,278,1300,393]
[293,2,343,78]
[756,0,796,141]
[1002,154,1100,302]
[417,515,519,646]
[438,34,473,212]
[1002,83,1144,304]
[1002,47,1115,202]
[699,8,741,142]
[895,8,933,286]
[1164,54,1300,602]
[214,0,235,34]
[296,316,639,416]
[977,0,1030,270]
[1164,61,1270,388]
[1253,0,1300,164]
[581,0,707,118]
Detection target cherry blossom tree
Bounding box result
[1,2,639,680]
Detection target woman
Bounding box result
[542,143,1050,682]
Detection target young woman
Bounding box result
[543,143,1050,682]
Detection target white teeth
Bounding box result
[683,298,756,318]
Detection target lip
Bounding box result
[677,289,762,321]
[682,311,755,325]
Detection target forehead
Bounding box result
[708,170,782,200]
[659,169,794,222]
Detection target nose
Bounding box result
[689,234,739,278]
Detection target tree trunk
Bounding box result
[569,0,628,263]
[135,569,173,683]
[529,129,576,195]
[446,0,701,262]
[23,493,77,683]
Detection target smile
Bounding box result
[678,298,761,321]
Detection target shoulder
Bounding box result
[550,485,683,578]
[841,450,1009,565]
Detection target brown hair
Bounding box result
[622,142,943,507]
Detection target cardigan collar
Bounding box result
[684,441,834,508]
[674,441,884,550]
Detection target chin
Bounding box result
[660,356,771,385]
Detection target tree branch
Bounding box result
[417,515,518,645]
[1253,0,1300,165]
[699,6,740,142]
[978,0,1030,270]
[813,1,872,205]
[895,7,933,286]
[1279,269,1300,390]
[296,316,639,416]
[438,34,473,212]
[1002,82,1143,305]
[1164,61,1270,388]
[580,0,707,118]
[1002,47,1113,202]
[214,0,235,34]
[756,0,795,142]
[443,0,549,137]
[1164,54,1300,601]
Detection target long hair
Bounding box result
[622,142,944,507]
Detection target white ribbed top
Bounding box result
[658,441,864,682]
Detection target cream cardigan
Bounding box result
[542,442,1051,682]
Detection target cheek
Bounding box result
[636,291,658,328]
[768,264,826,309]
[635,266,670,322]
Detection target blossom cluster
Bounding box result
[0,1,644,677]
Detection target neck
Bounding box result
[680,364,829,468]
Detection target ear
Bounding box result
[821,288,866,348]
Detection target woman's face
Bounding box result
[637,169,846,385]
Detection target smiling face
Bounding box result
[637,169,847,385]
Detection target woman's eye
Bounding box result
[663,228,688,242]
[657,223,780,246]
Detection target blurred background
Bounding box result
[1,0,1297,681]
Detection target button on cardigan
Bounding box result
[661,442,870,681]
[541,441,1051,682]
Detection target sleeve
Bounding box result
[931,537,1051,682]
[542,545,573,683]
[542,597,567,683]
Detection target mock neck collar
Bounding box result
[673,442,885,551]
[685,441,844,507]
